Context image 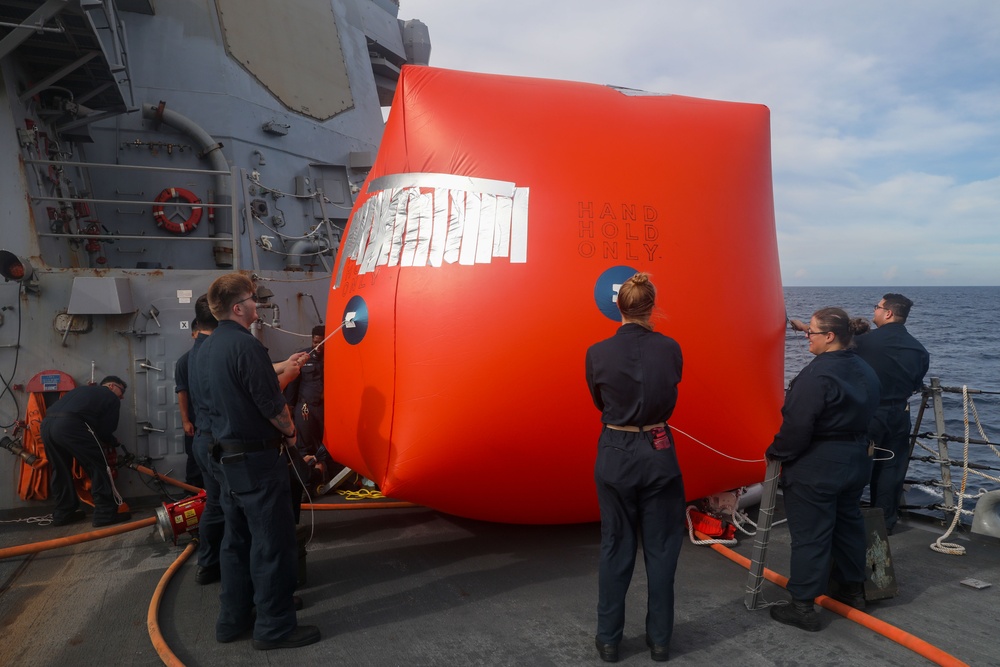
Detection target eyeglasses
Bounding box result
[107,383,125,398]
[235,294,258,307]
[804,330,831,337]
[873,303,887,311]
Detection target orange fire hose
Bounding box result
[129,463,202,495]
[1,464,194,561]
[0,516,157,560]
[694,530,970,667]
[144,501,420,666]
[0,500,411,561]
[148,540,196,667]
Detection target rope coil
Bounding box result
[928,386,998,554]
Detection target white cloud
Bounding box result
[400,0,1000,284]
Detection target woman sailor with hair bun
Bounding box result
[585,272,684,663]
[767,307,880,631]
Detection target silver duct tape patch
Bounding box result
[370,172,517,197]
[607,85,672,97]
[335,173,529,287]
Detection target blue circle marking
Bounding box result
[343,295,369,345]
[594,265,640,322]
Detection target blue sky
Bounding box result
[399,1,1000,286]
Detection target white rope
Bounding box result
[731,508,759,536]
[928,387,999,554]
[930,386,972,555]
[908,392,999,486]
[246,173,356,211]
[0,513,53,526]
[250,211,343,243]
[257,321,314,339]
[247,174,318,200]
[85,423,125,507]
[284,443,315,548]
[251,213,322,241]
[872,445,895,462]
[729,505,787,536]
[255,241,332,258]
[670,425,765,464]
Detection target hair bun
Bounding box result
[849,317,871,336]
[629,272,650,285]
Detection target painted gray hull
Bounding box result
[0,0,429,512]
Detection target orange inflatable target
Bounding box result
[324,66,786,524]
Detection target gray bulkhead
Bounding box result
[0,0,430,511]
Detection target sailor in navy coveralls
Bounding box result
[197,273,319,650]
[585,272,684,663]
[42,376,130,527]
[184,296,225,585]
[854,293,929,533]
[767,307,880,631]
[283,325,326,458]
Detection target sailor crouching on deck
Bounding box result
[42,376,131,527]
[767,308,880,631]
[195,273,320,650]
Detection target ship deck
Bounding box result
[2,496,998,666]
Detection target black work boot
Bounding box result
[829,580,866,610]
[770,599,821,631]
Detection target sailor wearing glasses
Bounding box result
[767,308,880,630]
[196,273,320,651]
[854,294,929,533]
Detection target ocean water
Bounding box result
[783,286,1000,517]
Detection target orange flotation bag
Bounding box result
[324,66,786,524]
[18,370,77,501]
[18,392,51,500]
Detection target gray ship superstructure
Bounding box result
[0,0,429,512]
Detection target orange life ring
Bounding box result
[152,187,202,234]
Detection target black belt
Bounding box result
[813,433,866,443]
[217,438,282,454]
[605,422,666,433]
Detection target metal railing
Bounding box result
[907,377,1000,519]
[22,158,240,269]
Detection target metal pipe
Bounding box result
[38,232,221,242]
[31,194,229,207]
[928,378,956,512]
[23,158,229,175]
[284,239,325,271]
[140,103,233,267]
[298,292,324,322]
